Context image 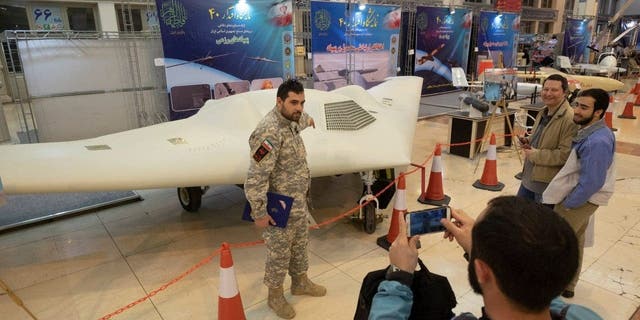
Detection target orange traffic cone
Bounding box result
[418,144,451,205]
[619,101,637,119]
[377,173,407,251]
[218,242,246,320]
[605,96,618,131]
[630,78,640,95]
[473,134,505,191]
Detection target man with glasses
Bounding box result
[517,74,578,206]
[543,88,616,298]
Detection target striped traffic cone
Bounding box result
[630,78,640,95]
[418,144,451,205]
[619,101,637,119]
[618,90,640,119]
[377,173,407,251]
[473,134,505,191]
[218,242,246,320]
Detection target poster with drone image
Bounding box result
[156,0,294,119]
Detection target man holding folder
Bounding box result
[244,79,325,319]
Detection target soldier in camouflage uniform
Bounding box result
[244,79,326,319]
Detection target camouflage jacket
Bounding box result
[244,106,312,220]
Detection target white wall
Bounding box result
[97,1,119,32]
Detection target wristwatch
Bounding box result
[385,264,414,287]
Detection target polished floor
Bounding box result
[1,85,639,319]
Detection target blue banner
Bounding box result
[477,11,520,69]
[563,18,592,63]
[414,6,472,95]
[310,1,400,90]
[156,0,294,118]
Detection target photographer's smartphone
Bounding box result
[405,206,452,236]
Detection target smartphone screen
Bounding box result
[406,206,450,236]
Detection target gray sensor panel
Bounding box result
[324,100,376,131]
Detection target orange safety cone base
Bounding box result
[376,235,392,251]
[418,194,451,206]
[619,102,637,119]
[472,180,505,191]
[218,296,246,320]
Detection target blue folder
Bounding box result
[243,192,294,228]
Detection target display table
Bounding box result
[445,108,517,159]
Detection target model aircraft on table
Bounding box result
[516,67,624,92]
[539,67,624,92]
[0,77,423,232]
[556,54,625,77]
[452,67,543,99]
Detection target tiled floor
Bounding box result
[1,82,639,319]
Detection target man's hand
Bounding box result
[518,136,531,150]
[389,213,420,273]
[523,147,536,159]
[308,117,315,129]
[441,208,475,254]
[254,215,275,228]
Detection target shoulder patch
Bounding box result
[253,139,274,162]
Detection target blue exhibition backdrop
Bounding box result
[477,11,520,68]
[414,6,472,95]
[563,18,593,63]
[155,0,294,119]
[309,1,400,90]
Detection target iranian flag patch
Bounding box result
[253,139,273,162]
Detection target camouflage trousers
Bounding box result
[263,215,309,288]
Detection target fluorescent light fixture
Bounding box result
[236,0,249,14]
[358,0,367,11]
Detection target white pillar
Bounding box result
[576,0,598,16]
[97,2,119,33]
[553,1,567,34]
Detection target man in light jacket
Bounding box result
[517,74,578,206]
[543,88,616,298]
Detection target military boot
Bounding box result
[268,286,296,319]
[291,273,327,296]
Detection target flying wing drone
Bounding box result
[0,77,422,212]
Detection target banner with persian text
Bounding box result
[477,11,520,69]
[414,6,472,95]
[310,1,400,90]
[563,18,593,63]
[156,0,294,119]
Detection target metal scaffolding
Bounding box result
[0,29,166,143]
